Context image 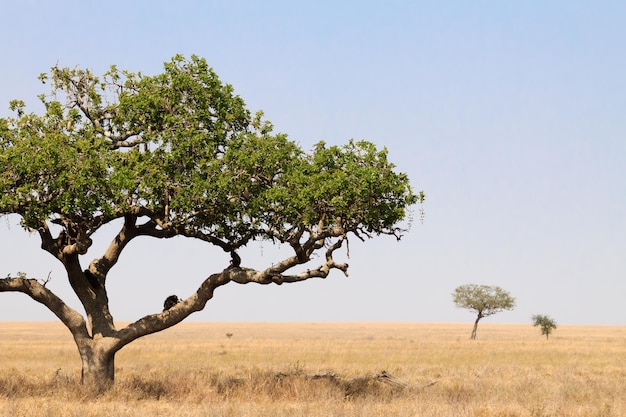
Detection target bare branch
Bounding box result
[89,215,140,277]
[0,276,88,337]
[113,234,349,348]
[37,220,63,259]
[178,228,234,251]
[39,271,53,287]
[280,235,349,283]
[230,235,349,285]
[107,133,143,149]
[115,271,231,347]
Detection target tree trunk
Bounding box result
[76,338,117,393]
[470,315,481,340]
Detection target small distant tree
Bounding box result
[452,284,516,339]
[532,314,557,340]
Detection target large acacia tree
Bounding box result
[0,55,421,391]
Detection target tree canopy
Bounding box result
[1,55,419,242]
[532,314,557,340]
[452,284,516,339]
[0,55,422,391]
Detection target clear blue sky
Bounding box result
[1,1,624,325]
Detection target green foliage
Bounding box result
[452,284,516,317]
[532,314,557,340]
[0,55,419,249]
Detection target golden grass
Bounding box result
[0,322,624,416]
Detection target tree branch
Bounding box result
[0,276,88,338]
[229,234,348,285]
[179,228,234,252]
[37,220,63,260]
[108,133,143,150]
[113,234,348,348]
[89,214,140,278]
[279,235,349,283]
[114,271,231,348]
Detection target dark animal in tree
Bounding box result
[83,270,102,289]
[163,295,180,311]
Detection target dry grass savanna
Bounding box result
[0,321,624,416]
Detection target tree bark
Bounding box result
[470,315,482,340]
[75,337,118,393]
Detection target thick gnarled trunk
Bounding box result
[75,337,118,392]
